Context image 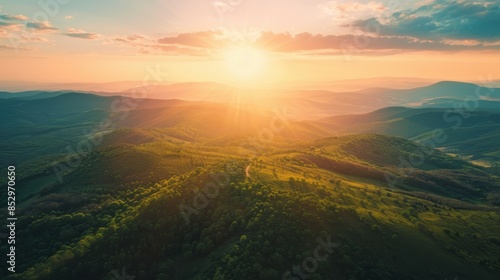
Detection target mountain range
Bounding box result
[1,81,499,280]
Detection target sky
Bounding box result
[0,0,499,87]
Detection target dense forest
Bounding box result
[2,129,499,280]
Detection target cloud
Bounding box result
[0,14,28,21]
[320,1,386,15]
[257,31,500,53]
[153,27,497,55]
[108,34,210,56]
[111,34,148,43]
[0,20,51,48]
[441,39,482,46]
[157,29,263,50]
[319,1,387,23]
[0,43,33,51]
[109,33,212,56]
[158,30,226,49]
[19,35,49,43]
[26,21,58,32]
[349,0,500,41]
[153,29,268,55]
[0,21,22,32]
[153,29,500,55]
[147,44,213,56]
[63,28,100,40]
[0,44,17,50]
[64,15,73,19]
[0,21,18,27]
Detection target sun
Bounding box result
[223,46,267,80]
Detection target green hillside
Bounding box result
[1,91,500,280]
[2,128,499,280]
[321,107,500,165]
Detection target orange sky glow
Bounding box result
[0,0,499,88]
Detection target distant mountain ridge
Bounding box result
[2,82,500,166]
[2,81,499,119]
[321,106,500,163]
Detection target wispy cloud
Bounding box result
[319,0,387,23]
[157,29,262,50]
[63,28,100,40]
[19,35,49,43]
[106,34,210,55]
[0,14,28,21]
[158,30,227,49]
[26,21,58,32]
[0,21,21,29]
[0,43,32,51]
[111,34,148,44]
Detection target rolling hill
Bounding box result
[2,128,499,280]
[320,107,500,164]
[1,83,499,280]
[4,81,499,120]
